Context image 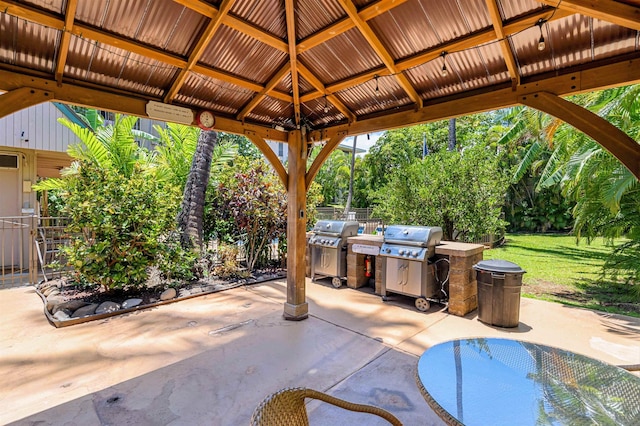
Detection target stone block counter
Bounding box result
[346,235,384,292]
[435,241,484,316]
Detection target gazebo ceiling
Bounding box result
[1,0,640,142]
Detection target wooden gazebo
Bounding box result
[1,0,639,319]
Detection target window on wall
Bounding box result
[0,154,19,169]
[278,143,284,157]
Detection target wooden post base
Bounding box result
[283,302,309,321]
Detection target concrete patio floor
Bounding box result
[1,278,639,425]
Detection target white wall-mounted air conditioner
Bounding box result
[0,154,19,169]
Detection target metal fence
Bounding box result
[0,216,72,288]
[0,216,37,288]
[0,216,286,289]
[316,207,377,221]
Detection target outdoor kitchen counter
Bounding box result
[435,241,484,317]
[346,235,384,292]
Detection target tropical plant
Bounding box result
[61,162,173,291]
[373,142,508,241]
[515,85,640,289]
[33,114,182,291]
[209,157,288,272]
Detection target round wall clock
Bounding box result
[196,110,215,130]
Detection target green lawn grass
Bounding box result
[483,234,639,317]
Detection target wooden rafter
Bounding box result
[297,0,409,53]
[301,8,572,103]
[0,0,293,103]
[0,87,52,119]
[238,62,291,121]
[164,0,235,103]
[245,133,288,187]
[297,63,356,123]
[309,56,640,142]
[285,0,301,126]
[54,0,77,85]
[485,0,520,86]
[0,69,290,142]
[305,134,347,189]
[337,0,423,109]
[534,0,640,31]
[172,0,288,52]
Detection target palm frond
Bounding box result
[512,141,542,182]
[31,178,66,191]
[497,119,526,146]
[59,118,112,167]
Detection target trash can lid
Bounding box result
[473,259,526,274]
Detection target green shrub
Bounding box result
[62,161,176,291]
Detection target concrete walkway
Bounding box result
[1,279,638,425]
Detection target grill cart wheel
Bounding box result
[332,277,343,288]
[415,297,430,312]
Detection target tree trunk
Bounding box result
[448,118,457,151]
[177,130,217,251]
[343,135,358,217]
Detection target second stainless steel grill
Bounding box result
[309,220,359,288]
[380,225,443,311]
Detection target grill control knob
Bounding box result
[412,250,419,257]
[385,248,391,253]
[399,249,405,255]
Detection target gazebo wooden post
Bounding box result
[284,129,309,320]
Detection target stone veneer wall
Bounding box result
[345,235,384,292]
[435,241,484,316]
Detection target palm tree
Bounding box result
[176,130,217,251]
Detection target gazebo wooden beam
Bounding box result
[520,92,640,179]
[284,130,309,320]
[306,133,348,190]
[164,0,235,103]
[54,0,78,85]
[297,0,409,53]
[0,0,293,104]
[534,0,640,31]
[285,0,301,126]
[0,69,289,142]
[244,133,289,188]
[238,62,291,121]
[310,56,640,140]
[172,0,289,52]
[337,0,423,109]
[0,87,53,119]
[485,0,520,87]
[297,63,356,123]
[301,8,572,103]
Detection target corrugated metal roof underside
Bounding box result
[0,0,639,130]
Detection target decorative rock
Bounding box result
[46,295,66,313]
[46,289,61,298]
[42,286,58,297]
[52,300,88,314]
[53,310,71,321]
[160,288,177,301]
[95,301,120,315]
[71,303,99,318]
[122,298,143,309]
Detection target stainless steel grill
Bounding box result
[380,225,443,311]
[309,220,359,288]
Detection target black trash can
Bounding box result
[473,259,526,328]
